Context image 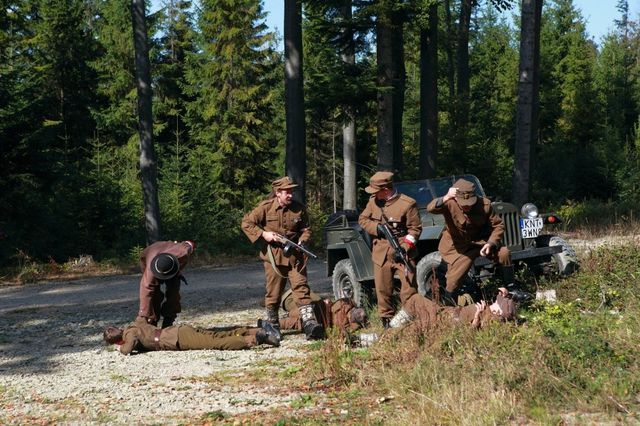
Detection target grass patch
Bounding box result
[280,242,640,424]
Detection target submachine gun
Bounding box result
[275,234,318,259]
[376,223,415,274]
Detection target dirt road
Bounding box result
[0,259,333,424]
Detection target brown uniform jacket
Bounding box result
[358,193,422,267]
[404,294,498,331]
[120,320,179,354]
[426,197,503,265]
[140,241,191,284]
[280,290,362,333]
[241,198,311,266]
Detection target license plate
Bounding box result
[520,217,543,238]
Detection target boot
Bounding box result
[263,306,282,339]
[256,329,280,347]
[501,265,515,287]
[161,316,175,329]
[299,304,324,340]
[381,318,391,329]
[389,308,413,328]
[259,320,282,344]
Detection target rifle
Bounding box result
[377,222,415,274]
[275,234,318,259]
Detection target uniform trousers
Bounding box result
[445,246,511,292]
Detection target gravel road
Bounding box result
[0,259,333,424]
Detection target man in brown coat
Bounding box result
[426,178,511,304]
[137,240,195,328]
[241,176,323,340]
[390,292,516,332]
[358,171,422,328]
[277,289,367,336]
[103,318,281,355]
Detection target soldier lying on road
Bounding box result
[103,318,281,355]
[278,289,367,337]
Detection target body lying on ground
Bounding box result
[103,318,280,355]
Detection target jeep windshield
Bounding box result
[394,175,485,207]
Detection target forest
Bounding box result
[1,0,639,267]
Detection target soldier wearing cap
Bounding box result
[358,171,422,328]
[137,240,196,328]
[426,178,511,304]
[241,176,324,340]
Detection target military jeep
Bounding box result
[323,174,578,306]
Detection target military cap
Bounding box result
[272,176,298,191]
[495,293,516,320]
[365,171,394,194]
[453,178,478,207]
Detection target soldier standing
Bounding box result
[358,171,422,328]
[426,178,511,304]
[137,240,195,328]
[241,176,324,340]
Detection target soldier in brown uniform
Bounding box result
[241,176,323,340]
[103,318,281,355]
[390,292,516,332]
[277,289,367,336]
[426,178,511,304]
[137,240,195,328]
[358,171,422,328]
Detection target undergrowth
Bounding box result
[299,242,640,424]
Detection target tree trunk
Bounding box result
[453,0,473,172]
[131,0,161,244]
[340,0,357,211]
[376,6,394,172]
[284,0,306,203]
[512,0,543,206]
[419,3,438,179]
[391,7,406,177]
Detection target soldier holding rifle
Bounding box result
[358,171,422,328]
[241,176,324,340]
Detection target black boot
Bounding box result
[260,320,283,343]
[299,304,324,340]
[263,307,282,340]
[256,329,280,347]
[161,317,175,329]
[381,318,391,329]
[501,265,515,287]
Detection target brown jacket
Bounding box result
[426,197,503,265]
[358,193,422,267]
[280,290,362,333]
[404,294,498,331]
[120,320,179,354]
[138,241,192,320]
[241,198,311,266]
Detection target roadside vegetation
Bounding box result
[221,239,640,425]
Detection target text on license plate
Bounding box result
[520,218,543,238]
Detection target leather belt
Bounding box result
[153,329,162,350]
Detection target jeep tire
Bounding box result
[416,252,447,300]
[332,259,368,307]
[536,235,579,275]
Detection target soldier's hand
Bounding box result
[480,243,493,257]
[262,231,279,243]
[443,187,458,202]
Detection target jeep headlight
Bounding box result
[521,203,539,219]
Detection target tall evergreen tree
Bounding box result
[184,0,280,243]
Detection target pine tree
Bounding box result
[183,0,280,244]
